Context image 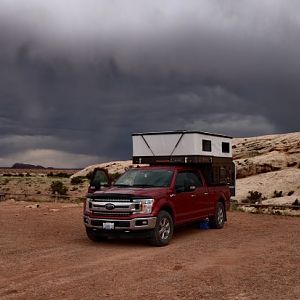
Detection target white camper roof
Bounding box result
[132,130,233,164]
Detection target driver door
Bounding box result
[171,171,201,224]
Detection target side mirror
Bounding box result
[89,168,111,190]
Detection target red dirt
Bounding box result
[0,201,299,299]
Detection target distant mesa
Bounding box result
[11,163,46,169]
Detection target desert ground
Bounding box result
[0,132,299,299]
[0,201,299,300]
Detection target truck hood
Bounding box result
[92,186,170,198]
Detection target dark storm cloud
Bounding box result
[0,0,299,167]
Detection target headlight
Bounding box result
[133,198,154,214]
[85,198,92,213]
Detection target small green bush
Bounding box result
[230,200,239,211]
[55,172,70,178]
[291,199,300,210]
[71,176,85,185]
[273,190,283,198]
[47,172,70,178]
[50,181,68,195]
[247,191,262,204]
[2,178,10,185]
[241,199,249,204]
[3,173,12,177]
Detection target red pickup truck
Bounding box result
[83,165,231,246]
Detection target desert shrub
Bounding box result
[26,173,31,177]
[71,176,85,185]
[2,178,10,185]
[241,199,249,204]
[287,191,294,196]
[47,172,70,178]
[273,190,283,198]
[230,200,239,211]
[50,181,68,195]
[3,173,12,177]
[291,199,300,210]
[17,173,24,177]
[71,186,79,191]
[247,190,262,204]
[55,172,70,178]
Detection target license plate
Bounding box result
[103,222,114,230]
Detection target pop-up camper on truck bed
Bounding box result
[84,130,235,246]
[132,130,236,196]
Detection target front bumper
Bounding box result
[83,216,157,231]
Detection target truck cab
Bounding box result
[83,130,235,246]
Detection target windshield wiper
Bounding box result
[113,184,132,187]
[131,184,156,188]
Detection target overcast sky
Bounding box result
[0,0,299,168]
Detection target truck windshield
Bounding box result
[114,169,173,188]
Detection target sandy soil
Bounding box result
[0,201,299,300]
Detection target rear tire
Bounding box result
[209,202,225,229]
[86,227,107,242]
[150,211,173,247]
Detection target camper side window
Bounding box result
[202,140,212,152]
[222,142,230,153]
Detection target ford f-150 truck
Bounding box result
[83,164,231,246]
[83,130,235,246]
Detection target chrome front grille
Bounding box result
[92,198,131,203]
[89,197,140,216]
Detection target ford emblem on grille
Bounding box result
[105,203,115,210]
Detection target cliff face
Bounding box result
[233,132,300,203]
[233,132,300,178]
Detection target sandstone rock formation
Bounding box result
[233,132,300,178]
[233,132,300,203]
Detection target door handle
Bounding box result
[204,192,209,195]
[191,194,196,197]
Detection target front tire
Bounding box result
[209,202,225,229]
[150,211,174,246]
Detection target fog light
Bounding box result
[136,220,148,226]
